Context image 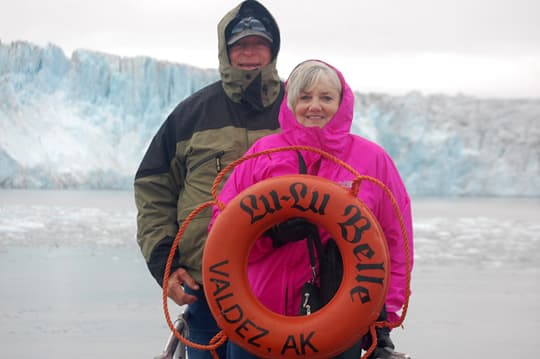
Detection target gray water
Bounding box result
[1,190,539,267]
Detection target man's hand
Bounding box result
[166,268,200,306]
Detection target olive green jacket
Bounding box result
[134,0,284,285]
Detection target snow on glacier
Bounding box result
[1,40,539,196]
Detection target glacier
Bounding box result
[1,40,539,196]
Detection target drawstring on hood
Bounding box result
[217,0,282,109]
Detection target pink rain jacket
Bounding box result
[210,61,413,323]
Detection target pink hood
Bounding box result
[278,60,354,163]
[210,60,413,323]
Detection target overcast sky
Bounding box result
[1,0,539,98]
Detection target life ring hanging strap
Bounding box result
[297,150,307,175]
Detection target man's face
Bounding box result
[228,35,272,71]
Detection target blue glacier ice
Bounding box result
[1,40,539,196]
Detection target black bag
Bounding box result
[299,281,322,315]
[299,230,344,315]
[296,151,343,315]
[319,238,343,304]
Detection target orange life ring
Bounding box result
[202,174,390,358]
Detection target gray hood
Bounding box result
[217,0,282,109]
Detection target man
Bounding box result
[134,1,283,358]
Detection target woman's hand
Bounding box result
[267,218,318,248]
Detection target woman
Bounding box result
[211,60,413,359]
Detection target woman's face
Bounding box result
[293,75,340,128]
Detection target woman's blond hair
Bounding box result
[286,60,342,110]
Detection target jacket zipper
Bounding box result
[189,150,225,173]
